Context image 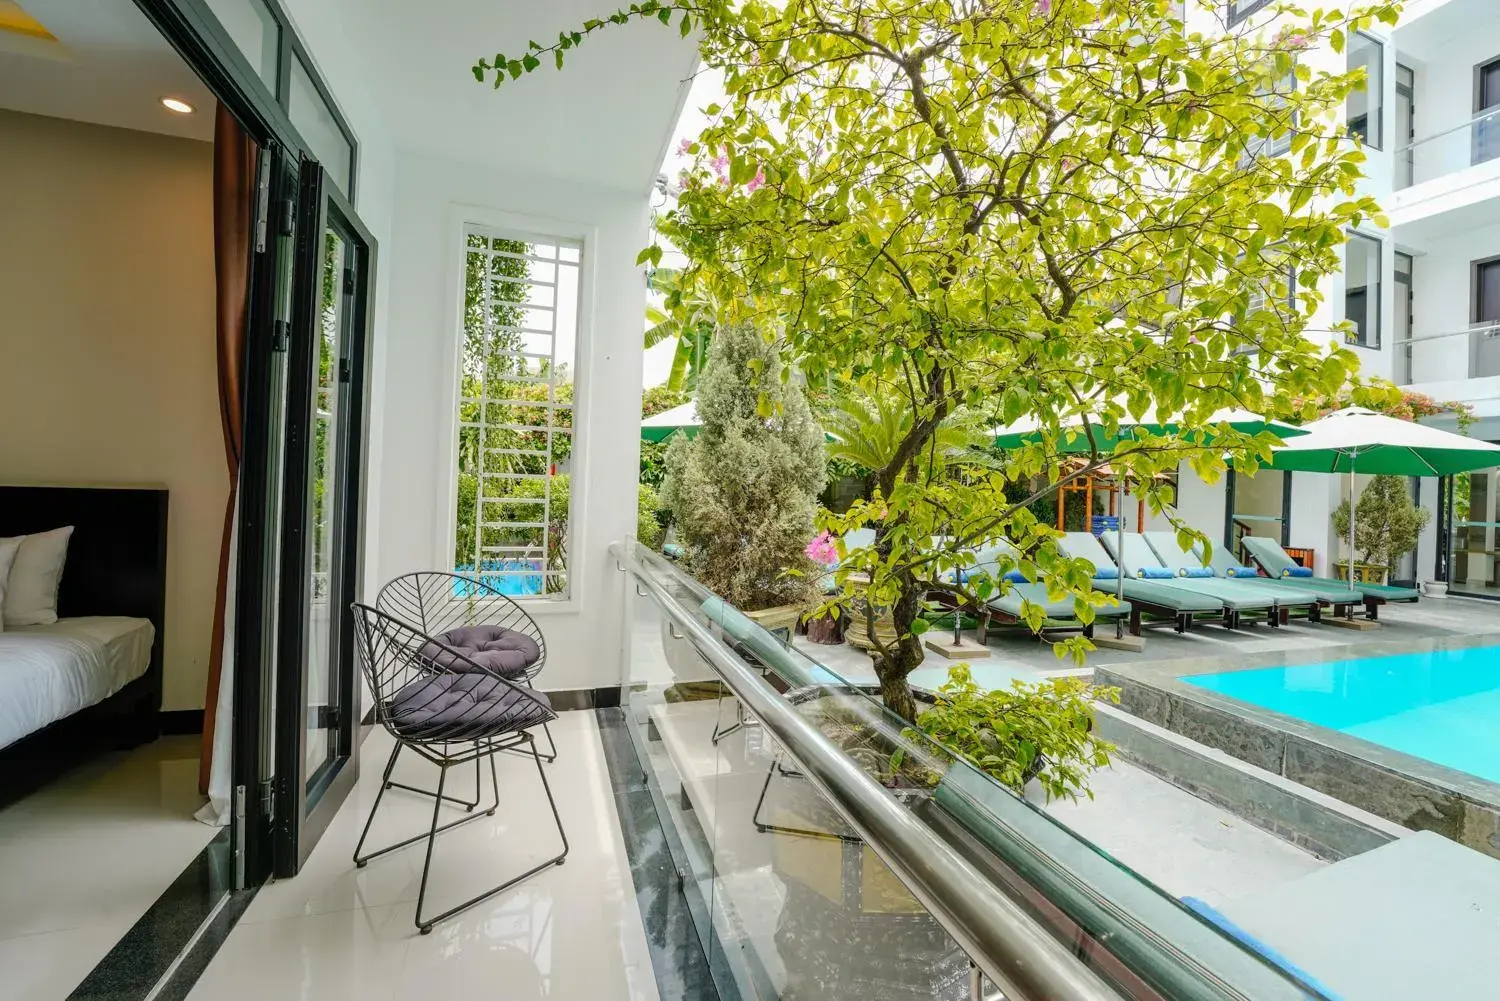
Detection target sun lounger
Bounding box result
[1101,532,1287,629]
[962,540,1132,640]
[1239,537,1419,620]
[1057,532,1226,633]
[1140,531,1325,625]
[1185,535,1367,620]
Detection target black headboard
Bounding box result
[0,485,169,629]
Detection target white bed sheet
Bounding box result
[0,616,155,751]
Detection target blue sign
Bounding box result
[1091,516,1120,537]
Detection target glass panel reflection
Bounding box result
[305,229,345,782]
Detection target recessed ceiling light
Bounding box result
[160,97,194,114]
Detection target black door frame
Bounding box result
[133,0,378,888]
[274,163,376,874]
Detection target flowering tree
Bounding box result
[480,0,1402,720]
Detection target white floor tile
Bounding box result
[0,736,212,999]
[193,713,659,1001]
[0,924,123,1001]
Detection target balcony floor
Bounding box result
[186,712,662,1001]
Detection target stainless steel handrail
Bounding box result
[612,540,1124,1001]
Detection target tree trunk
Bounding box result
[872,576,926,722]
[878,667,918,723]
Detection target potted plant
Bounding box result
[1332,475,1432,586]
[658,320,827,632]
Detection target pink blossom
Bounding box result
[1278,29,1311,49]
[677,138,694,155]
[805,530,839,566]
[746,169,766,192]
[1034,0,1051,13]
[1188,334,1200,344]
[1061,157,1075,172]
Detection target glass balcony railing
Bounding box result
[611,539,1336,1001]
[1395,322,1500,384]
[1395,106,1500,191]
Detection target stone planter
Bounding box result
[1334,561,1389,586]
[746,603,805,636]
[1421,580,1449,598]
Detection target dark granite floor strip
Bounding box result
[595,707,724,1001]
[66,829,257,1001]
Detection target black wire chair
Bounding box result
[376,570,557,764]
[350,602,569,935]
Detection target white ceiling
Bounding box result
[0,0,215,142]
[332,0,699,194]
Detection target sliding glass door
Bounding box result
[1449,464,1500,599]
[273,158,373,873]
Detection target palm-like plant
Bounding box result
[645,267,716,392]
[823,391,999,480]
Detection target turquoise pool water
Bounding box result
[1182,646,1500,785]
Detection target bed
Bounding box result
[0,486,168,805]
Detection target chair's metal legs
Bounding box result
[411,734,570,935]
[537,722,558,763]
[354,746,498,872]
[354,735,569,935]
[352,740,402,865]
[751,754,862,844]
[712,694,757,745]
[384,752,482,810]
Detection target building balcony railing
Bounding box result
[1394,106,1500,191]
[1395,322,1500,384]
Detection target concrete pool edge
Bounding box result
[1094,649,1500,861]
[1093,704,1408,861]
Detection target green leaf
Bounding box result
[506,59,523,79]
[522,54,540,72]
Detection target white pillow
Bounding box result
[0,536,22,634]
[3,526,73,627]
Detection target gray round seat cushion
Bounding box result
[421,624,541,679]
[389,672,551,741]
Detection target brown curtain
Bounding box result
[202,104,258,793]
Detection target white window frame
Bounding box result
[435,204,598,613]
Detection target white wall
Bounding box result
[0,110,224,710]
[1287,471,1341,575]
[1407,220,1500,382]
[1173,463,1227,546]
[377,150,648,693]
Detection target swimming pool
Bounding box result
[1182,646,1500,786]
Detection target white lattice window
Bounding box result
[452,226,579,599]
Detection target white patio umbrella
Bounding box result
[1270,407,1500,589]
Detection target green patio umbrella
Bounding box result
[1270,407,1500,589]
[992,407,1303,638]
[991,406,1303,452]
[641,400,836,443]
[641,401,699,442]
